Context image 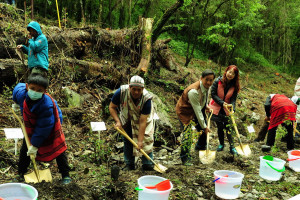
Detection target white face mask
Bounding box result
[28,89,43,100]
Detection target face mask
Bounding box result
[28,89,43,100]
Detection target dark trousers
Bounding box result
[180,109,207,163]
[18,139,70,178]
[123,125,153,166]
[266,122,294,150]
[216,120,233,146]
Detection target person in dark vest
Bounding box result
[176,69,215,165]
[261,94,299,152]
[12,73,71,184]
[208,65,240,155]
[109,75,155,171]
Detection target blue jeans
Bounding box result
[123,125,153,166]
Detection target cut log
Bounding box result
[137,17,154,72]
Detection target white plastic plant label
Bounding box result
[4,128,24,139]
[90,122,106,131]
[247,124,255,133]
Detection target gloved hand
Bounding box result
[12,103,20,112]
[27,145,38,158]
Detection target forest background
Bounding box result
[6,0,300,76]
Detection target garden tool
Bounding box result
[225,105,251,157]
[145,179,171,190]
[115,127,167,173]
[12,109,52,183]
[199,110,216,164]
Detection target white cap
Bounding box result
[129,75,145,87]
[291,96,299,104]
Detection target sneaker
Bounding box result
[216,145,224,151]
[142,164,154,171]
[62,176,72,185]
[230,146,238,155]
[123,164,135,171]
[261,145,271,152]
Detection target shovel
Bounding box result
[225,105,251,157]
[11,109,52,183]
[199,110,216,164]
[115,127,167,173]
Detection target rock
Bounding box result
[62,86,84,108]
[271,197,280,200]
[158,149,168,157]
[280,192,292,199]
[245,193,255,199]
[285,176,298,183]
[196,189,203,196]
[82,150,93,156]
[252,189,258,194]
[250,112,260,122]
[115,142,124,149]
[111,153,123,161]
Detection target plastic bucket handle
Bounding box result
[287,157,300,161]
[266,162,285,172]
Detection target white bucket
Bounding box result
[214,170,244,200]
[259,156,286,181]
[0,183,38,200]
[288,150,300,172]
[137,175,173,200]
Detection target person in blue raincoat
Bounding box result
[17,21,49,76]
[13,73,71,184]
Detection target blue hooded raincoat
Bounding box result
[22,21,49,71]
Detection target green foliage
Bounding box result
[199,23,236,52]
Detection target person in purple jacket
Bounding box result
[13,73,71,184]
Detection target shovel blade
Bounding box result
[199,150,216,164]
[154,164,168,173]
[24,168,52,183]
[235,144,251,157]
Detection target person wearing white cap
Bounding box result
[109,75,155,171]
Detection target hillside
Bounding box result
[0,3,299,200]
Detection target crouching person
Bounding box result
[109,75,155,171]
[13,73,71,184]
[261,94,299,152]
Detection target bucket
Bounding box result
[0,183,38,200]
[287,150,300,172]
[259,156,286,181]
[137,175,173,200]
[214,170,244,199]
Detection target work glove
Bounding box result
[12,103,20,112]
[27,145,38,158]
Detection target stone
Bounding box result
[252,189,259,194]
[196,189,203,196]
[115,142,124,149]
[245,193,255,199]
[280,192,292,199]
[82,150,93,156]
[158,149,168,157]
[250,112,260,122]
